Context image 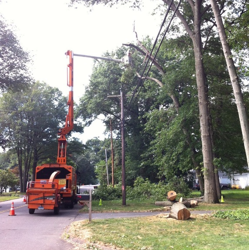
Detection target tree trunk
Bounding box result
[32,147,38,181]
[195,167,204,194]
[191,1,218,203]
[209,0,249,166]
[163,0,219,204]
[17,146,23,192]
[169,202,190,220]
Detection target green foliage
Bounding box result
[213,209,249,220]
[93,176,191,201]
[93,184,122,201]
[223,1,249,79]
[126,177,152,199]
[126,176,191,200]
[127,178,170,201]
[0,169,19,193]
[166,176,192,197]
[0,81,71,191]
[74,2,248,197]
[0,16,31,91]
[70,0,142,8]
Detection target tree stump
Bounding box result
[169,202,190,220]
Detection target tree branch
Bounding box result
[136,72,180,112]
[123,43,165,75]
[186,0,194,12]
[136,72,164,87]
[201,4,211,18]
[163,0,194,38]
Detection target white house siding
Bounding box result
[231,173,249,189]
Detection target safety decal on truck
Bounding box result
[30,195,55,202]
[59,179,66,185]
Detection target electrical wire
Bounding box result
[129,0,174,105]
[129,0,182,105]
[144,0,182,79]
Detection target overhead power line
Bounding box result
[144,0,182,80]
[129,0,182,105]
[129,0,174,105]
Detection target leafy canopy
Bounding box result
[0,16,31,91]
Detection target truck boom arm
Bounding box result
[57,50,74,164]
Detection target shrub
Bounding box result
[93,184,122,200]
[129,177,152,199]
[126,177,168,200]
[127,176,192,200]
[151,181,169,200]
[213,209,249,220]
[93,176,192,201]
[166,176,192,197]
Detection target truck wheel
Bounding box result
[29,209,35,214]
[54,206,60,215]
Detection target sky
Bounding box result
[0,0,162,143]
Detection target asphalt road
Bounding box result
[0,198,162,250]
[0,198,212,250]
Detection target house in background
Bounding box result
[192,169,249,189]
[231,172,249,189]
[219,170,249,189]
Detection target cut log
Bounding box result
[190,200,198,207]
[167,190,177,201]
[155,201,175,206]
[156,199,198,208]
[182,200,191,208]
[169,202,190,220]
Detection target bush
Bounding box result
[93,184,122,200]
[213,209,249,220]
[127,177,172,201]
[127,176,192,200]
[166,176,192,197]
[93,176,192,201]
[127,177,152,200]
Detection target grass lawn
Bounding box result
[63,190,249,250]
[0,192,24,202]
[65,213,249,250]
[79,189,249,213]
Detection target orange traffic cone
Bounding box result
[9,202,16,216]
[23,196,27,203]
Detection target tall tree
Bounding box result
[71,0,247,203]
[0,82,67,191]
[162,0,218,203]
[76,47,163,184]
[209,0,249,165]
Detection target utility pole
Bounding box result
[107,90,126,205]
[72,51,130,206]
[110,119,114,187]
[120,88,126,206]
[105,148,109,185]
